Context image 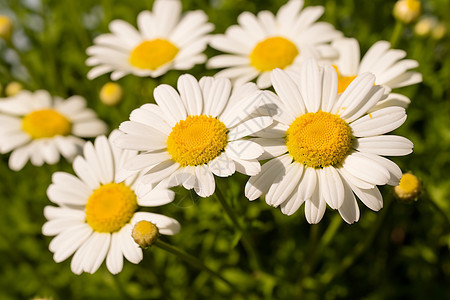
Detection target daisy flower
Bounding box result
[114,74,275,197]
[0,90,107,171]
[207,0,342,88]
[86,0,214,80]
[42,131,180,275]
[245,60,413,224]
[331,37,422,97]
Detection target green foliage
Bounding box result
[1,0,450,299]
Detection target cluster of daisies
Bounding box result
[0,0,421,275]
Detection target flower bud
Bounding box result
[414,16,437,37]
[132,220,159,248]
[431,22,447,40]
[5,81,23,96]
[100,82,123,106]
[393,0,421,24]
[0,15,13,40]
[394,173,422,203]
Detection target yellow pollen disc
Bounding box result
[132,220,159,248]
[286,111,353,168]
[22,109,71,139]
[85,182,138,233]
[250,36,299,72]
[394,173,421,202]
[333,65,357,94]
[166,115,228,167]
[129,39,179,70]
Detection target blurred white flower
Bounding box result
[86,0,214,80]
[207,0,342,88]
[42,131,180,275]
[0,90,107,170]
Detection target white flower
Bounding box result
[207,0,342,88]
[331,37,422,101]
[114,74,276,197]
[86,0,214,80]
[42,131,180,275]
[245,60,413,224]
[0,90,107,171]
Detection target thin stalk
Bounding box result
[214,185,262,272]
[154,240,238,292]
[320,198,393,286]
[390,21,404,48]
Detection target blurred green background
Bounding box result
[1,0,450,299]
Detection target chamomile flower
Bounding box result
[331,38,422,98]
[246,60,413,224]
[114,74,275,197]
[0,90,107,171]
[42,131,180,275]
[86,0,214,80]
[207,0,342,88]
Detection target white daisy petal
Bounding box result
[356,152,403,186]
[337,166,375,189]
[355,135,413,156]
[137,184,175,207]
[350,106,407,137]
[153,84,187,126]
[337,178,360,224]
[250,138,288,160]
[194,165,216,197]
[8,144,33,171]
[266,162,303,207]
[132,212,180,235]
[106,232,124,275]
[280,185,304,216]
[129,104,172,135]
[342,152,390,186]
[51,224,92,264]
[142,160,180,184]
[271,69,305,119]
[208,152,236,177]
[297,167,318,202]
[304,184,326,224]
[245,154,292,200]
[318,166,345,209]
[125,151,171,171]
[119,224,143,264]
[321,64,338,112]
[73,156,101,190]
[177,74,203,115]
[204,78,232,117]
[226,140,264,160]
[228,116,273,141]
[299,59,322,112]
[233,158,261,176]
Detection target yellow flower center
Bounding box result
[249,36,299,72]
[166,115,228,167]
[85,182,138,233]
[129,39,179,70]
[333,65,357,94]
[22,109,71,139]
[394,173,421,202]
[286,111,353,168]
[132,220,159,248]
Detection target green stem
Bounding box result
[390,21,404,48]
[214,185,262,272]
[154,240,238,292]
[113,274,134,300]
[425,194,450,230]
[320,198,393,286]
